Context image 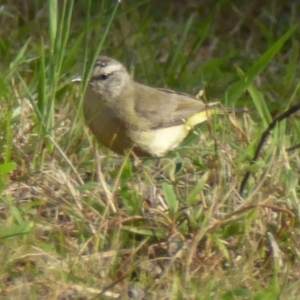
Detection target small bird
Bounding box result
[75,56,225,157]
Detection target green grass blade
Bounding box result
[247,83,272,126]
[284,40,299,90]
[224,25,297,104]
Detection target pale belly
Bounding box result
[129,125,188,157]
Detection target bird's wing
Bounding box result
[133,83,213,129]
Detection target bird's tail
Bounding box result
[185,102,247,130]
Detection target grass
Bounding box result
[1,0,300,299]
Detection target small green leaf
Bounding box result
[0,222,34,239]
[187,172,209,204]
[244,161,266,172]
[210,234,230,260]
[122,226,164,238]
[0,162,16,174]
[163,183,178,213]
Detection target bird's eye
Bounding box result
[100,73,109,80]
[90,73,110,82]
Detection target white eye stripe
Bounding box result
[95,62,107,68]
[94,63,124,74]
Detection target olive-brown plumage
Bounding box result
[80,56,218,157]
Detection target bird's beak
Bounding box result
[71,76,82,83]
